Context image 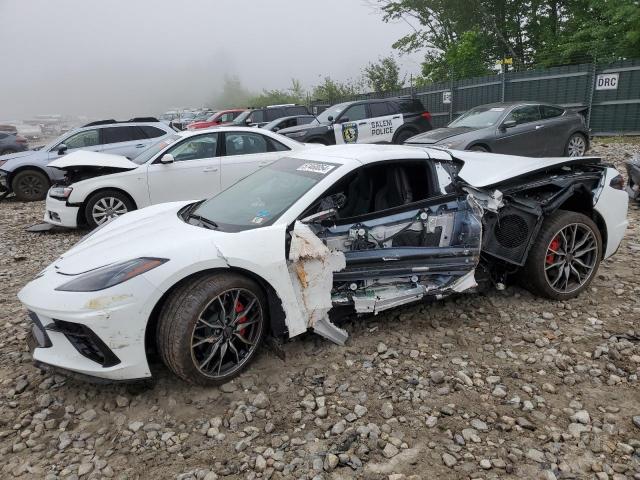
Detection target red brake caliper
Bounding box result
[235,301,247,336]
[546,236,561,265]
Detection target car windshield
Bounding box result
[206,112,220,121]
[190,157,339,232]
[131,134,180,165]
[448,106,506,128]
[232,111,251,125]
[315,103,350,123]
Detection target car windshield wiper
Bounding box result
[187,213,218,230]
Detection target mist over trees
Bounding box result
[202,0,640,108]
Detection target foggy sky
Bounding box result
[0,0,423,120]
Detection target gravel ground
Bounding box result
[1,141,639,480]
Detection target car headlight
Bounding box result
[49,186,73,200]
[286,131,308,138]
[55,257,168,292]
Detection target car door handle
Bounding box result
[358,121,367,125]
[135,143,146,148]
[392,116,400,119]
[535,125,544,129]
[203,167,218,172]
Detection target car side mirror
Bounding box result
[245,118,252,125]
[57,144,68,155]
[327,115,334,123]
[159,153,174,164]
[501,119,517,129]
[273,127,280,132]
[301,208,337,224]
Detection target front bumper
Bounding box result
[594,168,629,259]
[44,195,80,228]
[19,269,159,381]
[0,170,9,192]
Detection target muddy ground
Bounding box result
[0,141,639,480]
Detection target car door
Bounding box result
[333,103,371,144]
[146,132,221,204]
[538,105,571,156]
[99,126,151,157]
[219,131,290,190]
[303,162,482,308]
[368,101,404,143]
[492,105,546,156]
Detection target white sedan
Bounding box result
[19,144,628,384]
[44,127,311,228]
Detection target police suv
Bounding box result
[278,97,432,145]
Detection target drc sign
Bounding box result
[595,73,619,90]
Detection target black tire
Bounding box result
[522,210,601,300]
[394,129,417,144]
[565,133,587,157]
[84,189,135,229]
[156,273,267,385]
[469,145,488,152]
[12,169,50,201]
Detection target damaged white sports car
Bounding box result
[19,144,628,384]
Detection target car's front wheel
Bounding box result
[12,169,50,201]
[565,133,587,157]
[84,189,134,229]
[156,273,267,385]
[522,210,601,300]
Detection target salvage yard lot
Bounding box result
[1,142,639,479]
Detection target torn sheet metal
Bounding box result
[464,187,504,213]
[287,221,347,344]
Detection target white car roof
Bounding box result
[285,143,451,167]
[174,126,283,139]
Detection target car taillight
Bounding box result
[609,174,625,190]
[15,135,28,144]
[421,111,432,122]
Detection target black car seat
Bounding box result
[339,171,374,218]
[374,167,413,211]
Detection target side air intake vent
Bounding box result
[494,214,529,249]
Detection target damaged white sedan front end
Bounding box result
[18,144,628,384]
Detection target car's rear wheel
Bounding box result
[156,273,266,385]
[394,129,416,144]
[12,169,50,201]
[522,210,601,300]
[84,189,134,229]
[565,133,587,157]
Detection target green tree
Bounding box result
[247,79,307,107]
[363,56,406,92]
[311,77,363,103]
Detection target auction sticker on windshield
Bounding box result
[296,163,336,175]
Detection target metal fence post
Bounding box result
[449,68,454,123]
[586,61,597,130]
[501,63,506,102]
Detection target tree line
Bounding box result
[212,0,639,106]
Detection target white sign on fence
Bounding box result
[442,90,452,104]
[595,73,619,90]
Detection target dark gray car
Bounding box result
[0,119,174,201]
[405,102,589,157]
[0,131,29,155]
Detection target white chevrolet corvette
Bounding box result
[19,144,628,384]
[44,127,310,229]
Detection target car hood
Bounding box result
[53,202,208,274]
[279,121,325,135]
[454,150,601,188]
[0,149,46,165]
[48,150,139,171]
[408,127,477,144]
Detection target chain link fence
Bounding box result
[311,59,640,136]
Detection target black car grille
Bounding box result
[46,320,120,367]
[483,208,540,265]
